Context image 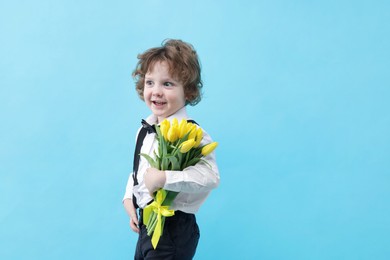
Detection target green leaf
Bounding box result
[156,156,161,170]
[162,191,179,206]
[162,137,167,157]
[185,151,190,166]
[185,157,201,168]
[166,156,180,171]
[182,131,191,141]
[193,148,202,158]
[168,144,176,154]
[140,153,158,169]
[156,126,163,157]
[177,152,183,166]
[162,157,169,171]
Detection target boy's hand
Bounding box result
[123,199,139,233]
[144,168,166,195]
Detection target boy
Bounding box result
[123,39,220,259]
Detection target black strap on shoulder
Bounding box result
[132,121,154,209]
[132,119,198,209]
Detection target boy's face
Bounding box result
[143,61,186,123]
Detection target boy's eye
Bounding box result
[145,80,153,87]
[163,82,174,87]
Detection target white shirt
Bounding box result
[123,107,220,214]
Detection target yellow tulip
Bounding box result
[178,119,187,138]
[160,119,170,141]
[194,128,203,148]
[180,139,196,153]
[188,125,197,140]
[171,118,178,128]
[201,142,218,156]
[167,124,179,142]
[180,122,190,137]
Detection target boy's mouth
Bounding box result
[152,101,167,106]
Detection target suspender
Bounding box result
[132,119,197,209]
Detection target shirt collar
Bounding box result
[145,106,189,125]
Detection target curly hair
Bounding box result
[132,39,203,106]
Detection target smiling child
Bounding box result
[123,39,220,260]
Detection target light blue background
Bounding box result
[1,0,389,259]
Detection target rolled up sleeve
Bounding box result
[163,131,220,193]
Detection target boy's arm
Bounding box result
[163,154,219,193]
[123,172,135,202]
[123,199,139,233]
[163,132,220,193]
[123,173,139,233]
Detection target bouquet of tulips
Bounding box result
[140,118,218,249]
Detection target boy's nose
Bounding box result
[152,84,163,96]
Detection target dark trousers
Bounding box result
[135,210,200,260]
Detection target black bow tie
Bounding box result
[141,119,156,134]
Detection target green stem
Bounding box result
[146,211,153,228]
[160,216,166,236]
[147,214,158,236]
[183,151,190,169]
[147,212,157,235]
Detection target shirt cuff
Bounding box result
[164,170,184,192]
[122,191,133,203]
